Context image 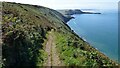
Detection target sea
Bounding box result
[67,9,118,63]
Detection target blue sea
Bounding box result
[67,9,118,62]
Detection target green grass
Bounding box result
[54,31,116,67]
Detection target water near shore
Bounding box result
[67,9,118,62]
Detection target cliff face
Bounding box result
[58,9,83,15]
[2,2,117,67]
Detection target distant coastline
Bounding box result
[57,9,101,22]
[57,9,101,15]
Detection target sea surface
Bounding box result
[67,9,118,62]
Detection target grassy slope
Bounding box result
[2,2,117,67]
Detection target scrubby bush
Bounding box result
[2,13,47,66]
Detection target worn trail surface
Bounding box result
[44,31,63,66]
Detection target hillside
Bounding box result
[57,9,101,15]
[2,2,118,67]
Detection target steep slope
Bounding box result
[2,2,117,67]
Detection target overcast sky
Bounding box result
[1,0,119,9]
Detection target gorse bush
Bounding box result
[2,11,47,66]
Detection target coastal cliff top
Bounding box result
[2,2,118,67]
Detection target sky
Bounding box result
[1,0,119,9]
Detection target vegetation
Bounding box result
[2,6,46,67]
[54,31,117,67]
[1,2,118,67]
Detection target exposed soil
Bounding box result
[44,31,64,66]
